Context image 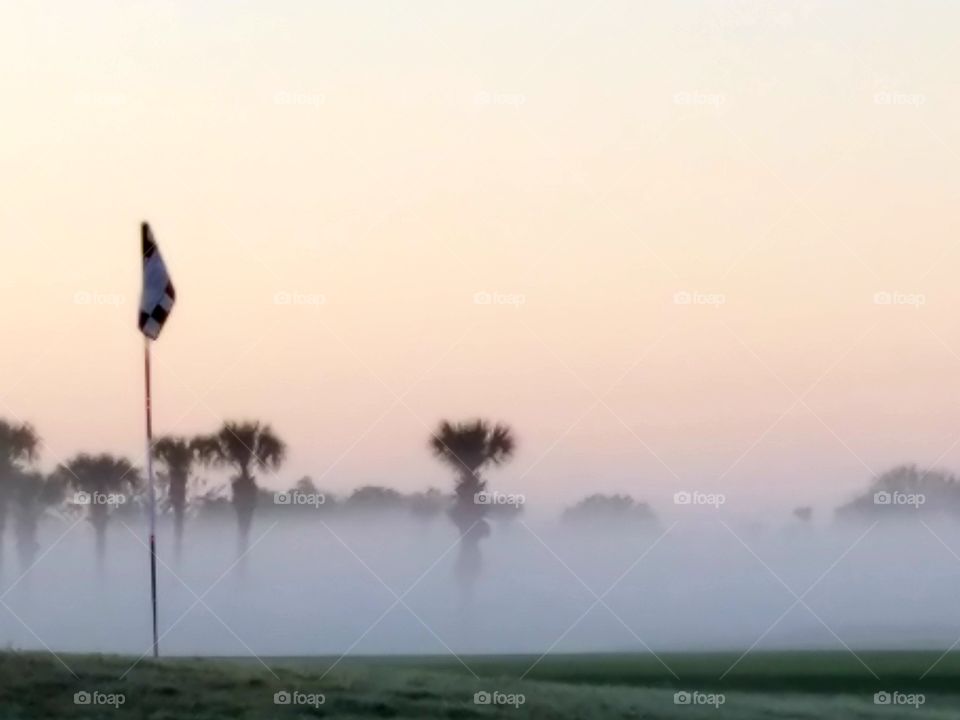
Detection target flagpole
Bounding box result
[144,337,160,658]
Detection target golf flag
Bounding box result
[139,222,176,340]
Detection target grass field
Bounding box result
[2,650,958,718]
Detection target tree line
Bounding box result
[10,414,935,589]
[0,418,660,592]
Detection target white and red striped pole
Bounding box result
[143,337,160,658]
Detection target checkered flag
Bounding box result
[139,222,176,340]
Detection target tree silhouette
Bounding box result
[0,420,40,576]
[13,471,65,572]
[793,506,813,523]
[153,436,202,561]
[194,421,286,558]
[55,454,140,569]
[562,493,658,529]
[429,419,515,592]
[836,464,960,520]
[410,488,449,524]
[344,485,407,515]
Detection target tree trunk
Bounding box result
[0,494,7,579]
[451,470,489,595]
[232,473,257,563]
[94,520,107,574]
[86,498,109,571]
[15,511,39,575]
[170,473,187,564]
[456,530,481,585]
[173,504,185,563]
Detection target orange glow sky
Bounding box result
[2,1,960,515]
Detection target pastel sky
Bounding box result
[1,1,959,516]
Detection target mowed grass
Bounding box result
[2,650,959,719]
[313,650,960,693]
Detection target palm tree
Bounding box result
[0,420,40,575]
[153,436,201,561]
[429,419,515,591]
[194,421,286,557]
[55,454,140,569]
[13,471,65,572]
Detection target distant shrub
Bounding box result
[562,493,658,529]
[409,488,449,521]
[836,465,960,520]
